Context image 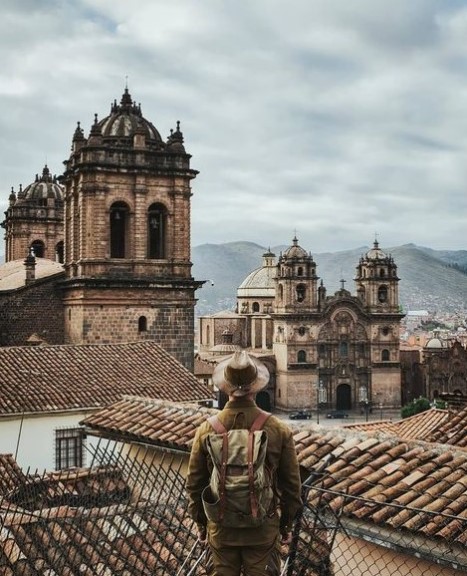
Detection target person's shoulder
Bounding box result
[264,414,293,434]
[195,416,216,437]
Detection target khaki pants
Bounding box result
[205,536,281,576]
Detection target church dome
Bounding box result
[237,251,277,298]
[21,165,64,204]
[282,236,308,259]
[94,88,163,147]
[426,337,444,349]
[365,239,388,261]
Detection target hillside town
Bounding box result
[0,88,466,575]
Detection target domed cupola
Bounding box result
[278,236,318,281]
[355,238,400,312]
[96,88,163,149]
[281,235,309,260]
[275,236,319,312]
[2,166,64,263]
[21,165,64,206]
[237,250,277,314]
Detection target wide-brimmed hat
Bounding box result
[213,350,270,397]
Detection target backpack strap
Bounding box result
[248,410,271,518]
[249,409,271,432]
[207,415,227,434]
[207,415,228,522]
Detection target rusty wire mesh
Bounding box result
[0,438,466,575]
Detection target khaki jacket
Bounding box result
[186,398,302,546]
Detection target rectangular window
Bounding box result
[55,428,85,470]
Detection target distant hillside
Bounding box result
[193,242,467,316]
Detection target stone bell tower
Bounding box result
[273,237,320,409]
[61,89,203,370]
[2,165,64,263]
[354,239,404,404]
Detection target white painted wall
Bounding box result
[0,411,99,472]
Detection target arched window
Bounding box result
[30,240,44,258]
[339,341,348,357]
[252,302,260,313]
[138,316,147,332]
[297,350,306,363]
[297,267,303,276]
[55,241,64,264]
[381,349,390,361]
[380,268,385,278]
[378,285,388,303]
[318,344,326,357]
[110,202,129,258]
[206,325,210,345]
[147,203,167,259]
[278,285,283,301]
[296,284,306,302]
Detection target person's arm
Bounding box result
[186,424,210,538]
[277,428,303,536]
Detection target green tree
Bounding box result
[401,397,431,418]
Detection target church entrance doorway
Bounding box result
[336,384,351,410]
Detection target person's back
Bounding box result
[186,350,302,576]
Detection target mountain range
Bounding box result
[192,242,467,317]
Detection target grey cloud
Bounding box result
[1,0,467,255]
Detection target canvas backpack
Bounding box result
[201,410,274,528]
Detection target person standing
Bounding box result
[186,349,302,576]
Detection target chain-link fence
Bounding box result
[0,439,465,575]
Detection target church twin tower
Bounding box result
[3,89,202,369]
[273,237,402,411]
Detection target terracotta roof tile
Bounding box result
[345,408,457,445]
[82,396,213,451]
[428,406,467,448]
[0,342,212,416]
[0,455,26,495]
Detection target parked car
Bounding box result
[290,410,312,420]
[326,410,349,419]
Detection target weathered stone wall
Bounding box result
[63,283,197,371]
[0,274,65,346]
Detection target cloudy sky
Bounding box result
[2,0,467,253]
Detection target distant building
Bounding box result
[199,237,405,412]
[424,338,467,407]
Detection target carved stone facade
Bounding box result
[199,238,404,411]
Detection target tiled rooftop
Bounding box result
[294,428,467,548]
[81,396,214,450]
[0,462,193,575]
[0,455,26,495]
[0,342,212,416]
[428,405,467,448]
[5,466,130,510]
[345,408,451,442]
[194,356,215,377]
[343,420,399,435]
